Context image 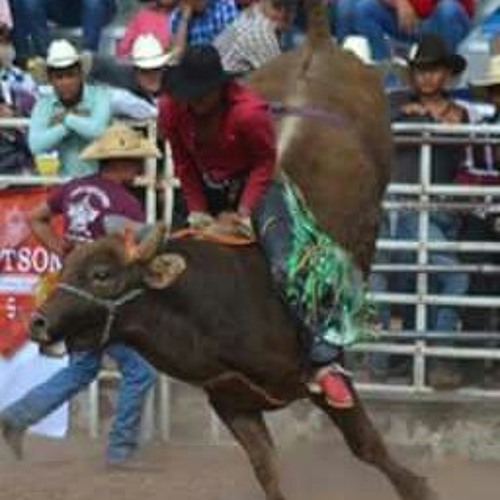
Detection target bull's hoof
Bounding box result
[0,417,25,460]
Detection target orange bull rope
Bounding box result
[170,227,256,246]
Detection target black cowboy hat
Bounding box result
[163,45,234,101]
[406,33,467,75]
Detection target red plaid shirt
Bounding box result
[158,81,276,214]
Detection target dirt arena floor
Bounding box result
[0,434,497,500]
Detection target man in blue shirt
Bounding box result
[28,39,111,178]
[171,0,238,54]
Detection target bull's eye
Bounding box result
[91,268,111,282]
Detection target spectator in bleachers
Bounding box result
[0,23,36,112]
[0,22,36,174]
[170,0,238,54]
[456,52,500,337]
[117,0,177,59]
[28,39,111,178]
[213,0,296,73]
[10,0,116,58]
[283,0,356,48]
[390,34,469,386]
[353,0,474,63]
[90,34,173,119]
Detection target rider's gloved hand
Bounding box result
[217,212,255,239]
[187,212,214,229]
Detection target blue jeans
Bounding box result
[395,211,469,333]
[1,343,155,462]
[334,0,358,41]
[353,0,471,60]
[20,0,116,55]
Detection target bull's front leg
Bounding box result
[209,398,286,500]
[310,389,438,500]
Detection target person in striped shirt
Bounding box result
[213,0,296,74]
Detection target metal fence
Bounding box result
[2,119,500,441]
[353,122,500,400]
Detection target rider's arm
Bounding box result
[237,106,277,216]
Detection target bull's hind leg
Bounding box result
[310,391,438,500]
[210,400,286,500]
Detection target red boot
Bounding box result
[315,366,354,409]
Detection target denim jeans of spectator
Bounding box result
[9,0,31,63]
[333,0,358,41]
[21,0,116,56]
[395,211,469,334]
[1,343,155,462]
[353,0,471,61]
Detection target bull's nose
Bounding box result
[29,313,50,342]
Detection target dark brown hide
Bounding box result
[31,236,436,500]
[246,5,392,276]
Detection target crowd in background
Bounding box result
[0,0,497,388]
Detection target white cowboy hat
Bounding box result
[30,38,92,83]
[470,54,500,87]
[46,39,82,69]
[131,34,174,69]
[341,36,374,65]
[80,122,161,161]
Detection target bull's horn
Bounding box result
[134,222,167,263]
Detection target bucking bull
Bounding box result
[27,2,436,500]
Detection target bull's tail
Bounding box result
[304,0,332,49]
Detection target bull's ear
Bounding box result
[143,253,186,289]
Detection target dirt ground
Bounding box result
[0,434,497,500]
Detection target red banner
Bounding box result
[0,188,62,357]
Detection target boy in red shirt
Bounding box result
[353,0,474,62]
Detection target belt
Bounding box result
[202,172,241,190]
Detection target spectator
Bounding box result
[0,23,36,174]
[353,0,474,62]
[0,123,159,467]
[0,24,36,113]
[28,39,111,177]
[91,34,173,103]
[10,0,116,58]
[456,52,500,337]
[214,0,296,73]
[390,34,470,387]
[284,0,357,48]
[117,0,177,59]
[170,0,238,54]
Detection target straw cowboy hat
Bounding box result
[131,34,176,69]
[470,54,500,88]
[341,36,374,65]
[30,39,92,83]
[406,33,467,75]
[80,123,161,161]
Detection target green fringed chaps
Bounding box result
[283,181,374,347]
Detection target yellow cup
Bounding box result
[35,153,60,176]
